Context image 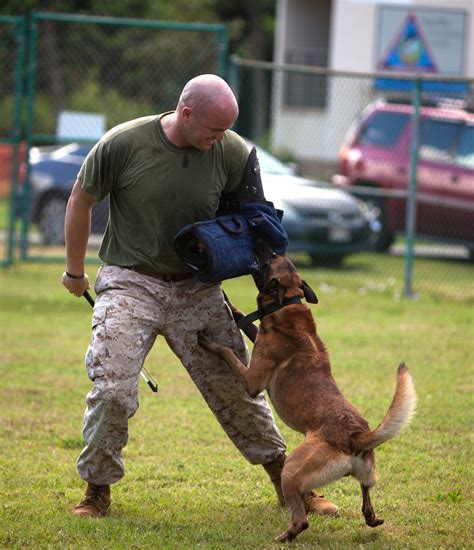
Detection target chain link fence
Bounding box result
[8,12,227,263]
[0,16,25,266]
[230,57,474,301]
[2,14,473,300]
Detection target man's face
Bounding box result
[181,104,237,151]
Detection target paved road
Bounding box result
[1,231,471,262]
[391,243,470,261]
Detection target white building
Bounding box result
[272,0,474,172]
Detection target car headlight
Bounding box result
[355,198,381,232]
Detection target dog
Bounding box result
[198,241,416,543]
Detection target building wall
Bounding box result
[272,0,332,160]
[332,0,473,75]
[272,0,474,172]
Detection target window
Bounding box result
[358,112,409,147]
[419,119,461,163]
[284,48,328,108]
[456,125,474,169]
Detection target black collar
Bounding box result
[237,296,302,331]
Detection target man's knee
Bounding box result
[88,383,139,419]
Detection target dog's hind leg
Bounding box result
[275,485,308,543]
[361,484,384,527]
[275,436,349,542]
[353,451,384,527]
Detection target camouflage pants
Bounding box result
[77,265,286,485]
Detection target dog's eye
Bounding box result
[266,278,280,295]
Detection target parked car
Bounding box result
[251,143,376,264]
[25,143,108,244]
[25,140,376,264]
[333,98,474,255]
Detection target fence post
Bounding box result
[18,13,40,260]
[228,55,241,100]
[0,16,26,267]
[217,26,229,78]
[403,77,421,299]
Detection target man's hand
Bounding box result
[62,271,90,297]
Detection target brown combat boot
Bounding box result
[73,483,111,518]
[263,454,339,516]
[304,491,339,517]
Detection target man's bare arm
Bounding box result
[61,179,97,297]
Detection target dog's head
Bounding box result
[253,239,318,306]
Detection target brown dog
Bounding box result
[198,242,416,543]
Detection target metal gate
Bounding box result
[229,56,474,300]
[7,11,228,263]
[0,15,25,266]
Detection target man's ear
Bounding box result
[301,280,318,304]
[182,106,192,122]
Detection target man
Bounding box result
[62,74,337,518]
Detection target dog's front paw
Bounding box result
[198,331,221,354]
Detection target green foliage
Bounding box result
[0,0,216,20]
[0,96,16,137]
[31,92,56,134]
[0,260,473,548]
[1,2,278,142]
[67,79,153,128]
[0,92,56,137]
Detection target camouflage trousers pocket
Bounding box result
[85,306,108,381]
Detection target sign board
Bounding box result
[374,6,468,93]
[57,111,106,141]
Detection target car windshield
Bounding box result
[456,124,474,168]
[419,118,461,163]
[358,111,409,147]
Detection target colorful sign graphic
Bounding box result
[379,14,437,72]
[375,7,467,93]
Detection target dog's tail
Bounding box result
[352,363,417,452]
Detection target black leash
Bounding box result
[236,296,302,332]
[222,291,258,344]
[83,290,159,393]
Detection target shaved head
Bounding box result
[177,74,239,119]
[162,74,240,151]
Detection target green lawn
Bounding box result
[0,261,473,548]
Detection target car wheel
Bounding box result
[363,195,394,252]
[38,196,67,245]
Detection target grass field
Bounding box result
[0,259,473,549]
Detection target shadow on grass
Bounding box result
[102,498,389,549]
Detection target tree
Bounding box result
[1,0,276,138]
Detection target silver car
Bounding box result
[25,141,376,264]
[254,143,376,265]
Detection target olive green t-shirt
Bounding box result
[78,113,249,273]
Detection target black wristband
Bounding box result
[66,271,85,280]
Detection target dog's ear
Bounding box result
[301,280,318,304]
